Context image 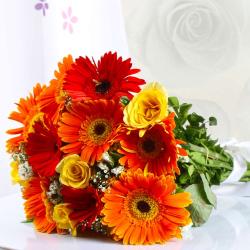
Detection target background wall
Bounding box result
[0,0,128,197]
[122,0,250,141]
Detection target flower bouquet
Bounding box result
[6,52,249,245]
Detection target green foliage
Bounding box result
[240,162,250,182]
[200,173,217,207]
[185,184,214,227]
[169,96,234,226]
[169,96,233,186]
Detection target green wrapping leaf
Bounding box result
[185,184,213,227]
[200,173,217,207]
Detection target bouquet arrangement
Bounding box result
[7,52,246,245]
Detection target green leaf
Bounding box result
[178,103,192,126]
[108,151,123,164]
[176,186,185,193]
[187,165,195,177]
[120,96,130,106]
[179,103,192,117]
[188,113,205,126]
[185,184,214,226]
[209,117,217,126]
[240,162,250,182]
[200,173,217,207]
[21,219,33,223]
[168,96,180,108]
[179,173,190,185]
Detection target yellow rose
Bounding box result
[10,161,20,184]
[53,203,77,236]
[10,161,26,186]
[56,154,91,189]
[124,82,168,136]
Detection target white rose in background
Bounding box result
[159,0,240,71]
[122,0,250,141]
[122,0,248,87]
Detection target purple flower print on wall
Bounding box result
[62,7,78,34]
[35,0,49,16]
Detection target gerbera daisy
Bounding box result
[63,51,145,101]
[119,113,187,176]
[58,99,123,165]
[22,177,56,233]
[39,55,74,124]
[6,83,46,152]
[26,115,62,177]
[101,169,192,245]
[61,185,103,233]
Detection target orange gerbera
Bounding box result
[58,99,123,165]
[119,114,187,176]
[6,83,46,152]
[101,169,192,245]
[22,177,56,233]
[39,55,74,124]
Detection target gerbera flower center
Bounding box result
[94,123,106,135]
[94,80,111,94]
[138,136,164,159]
[126,191,159,221]
[137,200,151,213]
[142,139,156,153]
[87,118,112,144]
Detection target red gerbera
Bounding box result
[22,177,56,233]
[26,115,62,177]
[61,185,103,232]
[58,99,123,165]
[119,113,187,176]
[63,51,145,101]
